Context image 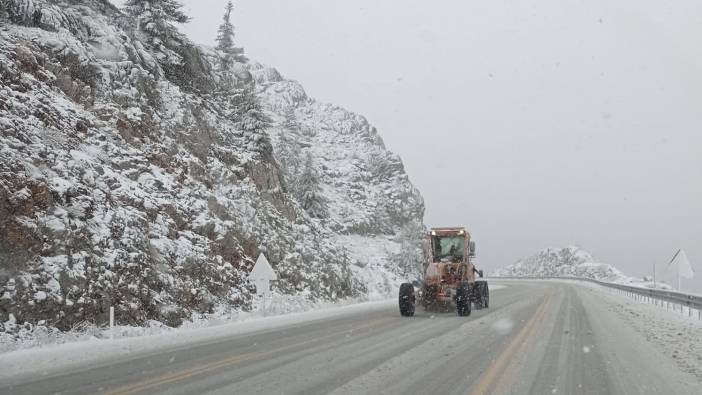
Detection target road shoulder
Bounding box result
[0,299,395,384]
[575,284,701,394]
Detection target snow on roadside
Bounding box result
[0,283,510,382]
[2,282,509,355]
[0,297,395,382]
[0,291,386,355]
[579,281,702,380]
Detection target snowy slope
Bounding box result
[494,246,627,282]
[0,0,425,343]
[495,246,674,289]
[252,64,425,295]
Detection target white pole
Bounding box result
[678,273,681,292]
[653,263,656,288]
[109,306,114,340]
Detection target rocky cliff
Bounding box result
[0,0,424,338]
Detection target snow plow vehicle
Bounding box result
[399,227,489,317]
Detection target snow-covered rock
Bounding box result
[0,0,425,341]
[252,63,425,283]
[494,246,627,282]
[494,246,674,290]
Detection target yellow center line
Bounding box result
[102,352,261,395]
[468,289,553,395]
[104,316,396,395]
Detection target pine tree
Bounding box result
[233,87,270,134]
[282,107,299,131]
[277,132,296,170]
[226,86,273,155]
[273,107,302,192]
[298,152,328,219]
[276,131,301,188]
[125,0,191,63]
[216,1,248,69]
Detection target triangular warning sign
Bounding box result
[669,249,694,279]
[249,253,277,281]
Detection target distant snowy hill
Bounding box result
[0,0,424,338]
[494,246,627,282]
[494,246,673,290]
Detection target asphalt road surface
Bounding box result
[2,281,699,395]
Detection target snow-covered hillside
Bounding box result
[252,65,425,297]
[494,246,674,290]
[494,246,627,282]
[0,0,424,339]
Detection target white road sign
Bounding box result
[249,253,277,296]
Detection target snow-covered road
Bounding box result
[2,281,700,395]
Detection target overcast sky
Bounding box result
[114,0,702,291]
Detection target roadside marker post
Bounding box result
[109,306,114,340]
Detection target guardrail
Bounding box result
[493,276,702,319]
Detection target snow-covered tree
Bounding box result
[215,1,247,68]
[273,107,303,192]
[393,221,425,276]
[282,107,299,131]
[225,86,272,155]
[276,131,301,188]
[232,87,270,134]
[124,0,190,64]
[276,131,296,168]
[298,152,328,218]
[4,0,36,24]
